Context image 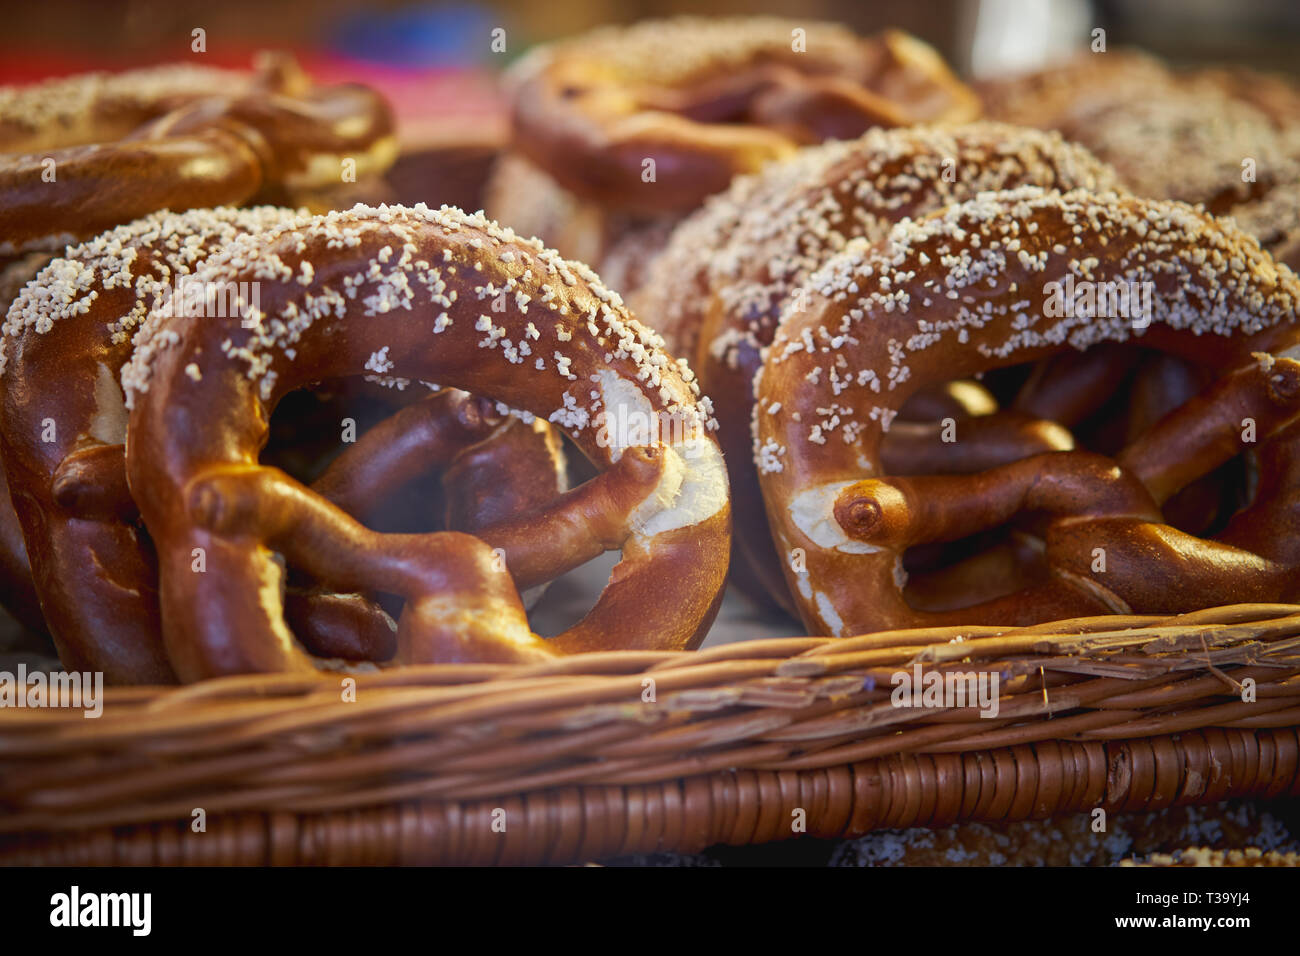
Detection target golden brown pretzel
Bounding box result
[754,188,1300,635]
[638,123,1122,612]
[507,18,979,215]
[0,207,567,681]
[0,55,397,255]
[121,204,730,679]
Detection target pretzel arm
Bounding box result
[282,589,397,661]
[471,446,668,589]
[190,445,669,599]
[50,443,137,522]
[897,380,997,420]
[749,70,920,136]
[185,464,436,593]
[880,410,1074,475]
[1116,354,1300,503]
[1012,344,1140,426]
[0,131,262,252]
[833,452,1161,551]
[309,390,500,517]
[1047,516,1294,612]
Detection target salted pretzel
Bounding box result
[0,207,567,681]
[754,188,1300,635]
[119,203,729,679]
[0,54,397,255]
[637,123,1123,611]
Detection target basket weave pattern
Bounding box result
[3,603,1299,864]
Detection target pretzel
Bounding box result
[503,17,980,217]
[0,54,397,254]
[119,203,729,678]
[754,188,1300,635]
[0,207,567,681]
[637,123,1123,611]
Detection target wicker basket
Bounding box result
[2,602,1299,865]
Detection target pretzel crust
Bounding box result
[122,203,730,679]
[754,188,1300,635]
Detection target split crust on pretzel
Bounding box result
[637,123,1124,611]
[0,207,567,682]
[505,17,980,215]
[754,188,1300,636]
[121,203,730,679]
[0,55,398,255]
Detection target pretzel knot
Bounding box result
[120,204,730,680]
[506,18,979,214]
[755,188,1300,635]
[0,53,397,255]
[0,207,568,683]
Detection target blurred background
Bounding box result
[2,0,1297,148]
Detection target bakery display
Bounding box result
[1,11,1298,872]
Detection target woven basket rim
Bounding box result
[3,602,1299,837]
